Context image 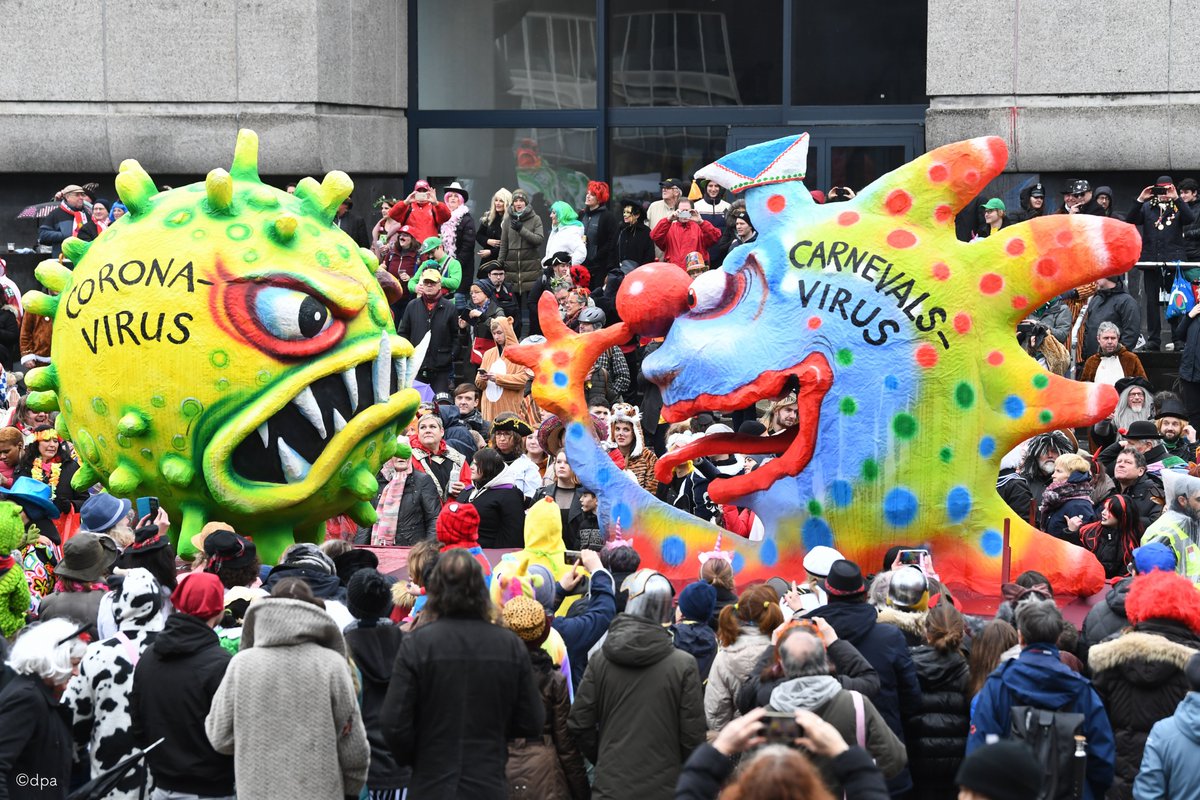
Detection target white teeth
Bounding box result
[292,387,326,438]
[393,356,407,390]
[403,356,414,388]
[277,438,311,484]
[332,409,348,433]
[410,332,431,382]
[374,332,391,403]
[256,422,269,448]
[341,367,358,411]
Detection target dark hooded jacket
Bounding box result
[130,613,234,797]
[262,564,346,602]
[0,674,72,800]
[1090,620,1200,800]
[343,620,408,791]
[1127,197,1195,264]
[568,613,706,800]
[1082,577,1132,650]
[907,645,970,800]
[735,637,881,713]
[672,620,718,682]
[1081,280,1141,361]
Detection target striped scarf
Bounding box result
[59,201,87,236]
[370,465,409,546]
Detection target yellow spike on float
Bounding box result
[115,160,159,216]
[23,292,57,317]
[205,168,234,213]
[294,172,353,224]
[61,238,90,264]
[272,213,298,242]
[108,464,141,495]
[26,390,59,412]
[347,466,379,501]
[117,411,149,437]
[230,129,261,183]
[25,365,57,392]
[71,462,101,491]
[160,454,195,488]
[34,261,73,294]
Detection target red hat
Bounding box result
[414,180,432,191]
[171,572,225,619]
[437,502,481,550]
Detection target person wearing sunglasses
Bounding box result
[1058,178,1105,216]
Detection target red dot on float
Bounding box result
[915,344,938,368]
[1056,230,1074,247]
[987,350,1004,366]
[837,211,859,226]
[887,229,917,249]
[934,204,953,223]
[1012,296,1028,310]
[807,316,822,330]
[767,194,786,213]
[928,164,949,182]
[932,262,951,281]
[954,313,971,333]
[1035,258,1057,278]
[1006,238,1026,256]
[964,170,979,185]
[552,351,570,366]
[980,273,1004,294]
[885,190,913,216]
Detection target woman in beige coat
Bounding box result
[476,316,531,422]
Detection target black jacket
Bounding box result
[615,222,654,268]
[1180,311,1200,383]
[0,309,18,372]
[735,637,882,713]
[1127,198,1196,264]
[336,212,371,249]
[397,295,459,375]
[672,621,718,682]
[477,214,505,263]
[37,207,77,255]
[459,482,526,549]
[1082,577,1132,650]
[0,675,72,800]
[997,469,1034,522]
[674,741,889,800]
[130,613,235,797]
[358,469,441,546]
[581,206,618,285]
[449,211,477,272]
[382,616,544,799]
[1081,283,1141,360]
[344,620,409,791]
[1101,472,1163,532]
[906,645,970,800]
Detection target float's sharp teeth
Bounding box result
[332,409,348,433]
[403,356,413,388]
[256,422,269,448]
[292,386,326,438]
[341,366,358,410]
[277,438,312,484]
[374,332,392,403]
[393,356,406,391]
[410,332,431,381]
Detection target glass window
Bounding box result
[792,1,927,105]
[417,128,598,210]
[610,126,730,203]
[416,0,597,110]
[609,1,783,107]
[829,145,907,192]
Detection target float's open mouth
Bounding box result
[655,353,833,503]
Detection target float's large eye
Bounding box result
[686,269,745,319]
[254,287,333,340]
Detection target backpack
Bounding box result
[1009,704,1087,800]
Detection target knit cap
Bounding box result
[437,501,481,550]
[281,542,335,575]
[347,568,393,620]
[677,581,717,622]
[955,741,1042,800]
[171,572,225,620]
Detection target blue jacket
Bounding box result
[968,644,1115,800]
[1135,692,1200,799]
[553,568,617,690]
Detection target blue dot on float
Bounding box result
[661,536,686,566]
[553,371,568,387]
[829,480,853,508]
[883,487,918,527]
[946,486,972,523]
[803,517,833,548]
[981,529,1003,557]
[731,552,745,574]
[979,435,996,458]
[884,375,899,390]
[568,422,585,439]
[1003,395,1025,419]
[760,537,779,567]
[613,502,633,529]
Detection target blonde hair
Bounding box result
[1054,453,1090,476]
[482,188,513,225]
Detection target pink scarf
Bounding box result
[370,463,410,546]
[440,203,470,259]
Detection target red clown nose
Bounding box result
[616,262,692,338]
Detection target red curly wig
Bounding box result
[1126,569,1200,634]
[587,181,610,205]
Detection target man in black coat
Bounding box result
[335,197,371,248]
[397,267,461,394]
[130,572,235,799]
[1080,276,1142,362]
[382,549,543,799]
[581,184,618,290]
[1126,177,1196,351]
[38,184,89,256]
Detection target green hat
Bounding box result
[420,236,442,255]
[982,198,1006,212]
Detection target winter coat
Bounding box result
[477,344,530,422]
[997,469,1034,521]
[1127,198,1196,264]
[36,588,106,634]
[1082,577,1133,649]
[768,676,907,790]
[1180,311,1200,383]
[675,742,889,800]
[907,645,970,800]
[1102,474,1164,531]
[446,210,477,272]
[704,628,772,730]
[382,616,544,799]
[735,637,882,714]
[459,462,527,548]
[672,621,718,682]
[615,223,654,268]
[1134,691,1200,800]
[0,675,72,800]
[397,295,459,375]
[568,613,707,800]
[477,214,506,263]
[130,612,234,797]
[410,436,470,504]
[552,569,617,690]
[1039,474,1097,543]
[389,199,451,243]
[205,598,370,800]
[967,644,1116,800]
[343,620,409,791]
[498,209,547,294]
[1079,346,1148,385]
[1028,299,1073,344]
[649,218,721,270]
[38,207,81,255]
[581,206,617,285]
[876,606,929,648]
[544,224,587,267]
[1081,284,1141,361]
[0,309,18,371]
[18,310,52,366]
[506,648,589,800]
[361,468,440,546]
[1090,621,1200,800]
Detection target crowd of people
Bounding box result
[5,170,1200,799]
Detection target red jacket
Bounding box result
[650,218,721,270]
[388,200,450,243]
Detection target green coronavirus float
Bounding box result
[23,129,420,563]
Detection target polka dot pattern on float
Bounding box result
[892,413,917,439]
[883,487,918,527]
[980,529,1003,557]
[946,486,972,523]
[829,480,853,507]
[803,517,833,548]
[1003,395,1025,419]
[661,536,686,566]
[979,436,996,458]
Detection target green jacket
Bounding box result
[407,254,462,294]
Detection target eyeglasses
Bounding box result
[1067,192,1085,198]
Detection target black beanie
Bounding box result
[955,741,1043,800]
[346,568,392,620]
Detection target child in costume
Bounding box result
[0,502,30,637]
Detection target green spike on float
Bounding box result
[23,291,57,317]
[34,261,73,294]
[25,365,57,392]
[294,172,353,224]
[347,500,378,526]
[54,414,72,443]
[160,454,195,488]
[347,466,379,500]
[117,411,149,437]
[26,390,59,412]
[115,159,159,216]
[205,169,234,213]
[230,128,261,183]
[272,214,298,242]
[71,462,101,491]
[359,247,379,270]
[61,238,90,264]
[108,464,141,495]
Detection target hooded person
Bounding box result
[1141,470,1200,581]
[609,402,658,494]
[63,568,167,800]
[261,543,354,628]
[476,315,530,422]
[671,581,718,681]
[568,568,706,799]
[1135,653,1200,797]
[543,200,587,268]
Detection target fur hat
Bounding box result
[347,568,393,620]
[1127,569,1200,634]
[437,502,481,550]
[609,403,645,458]
[171,572,225,619]
[503,595,550,646]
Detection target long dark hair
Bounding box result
[425,549,494,621]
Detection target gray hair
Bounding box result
[6,619,87,685]
[1096,321,1120,338]
[779,630,830,679]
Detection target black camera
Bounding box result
[1151,186,1168,197]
